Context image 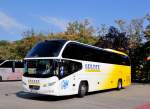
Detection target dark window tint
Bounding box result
[0,61,13,68]
[59,60,82,78]
[62,42,130,66]
[119,55,130,65]
[62,43,110,63]
[26,40,66,58]
[15,61,23,68]
[108,53,130,65]
[0,60,5,64]
[0,61,24,68]
[62,43,82,60]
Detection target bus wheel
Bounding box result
[78,82,88,98]
[117,79,122,90]
[0,76,2,82]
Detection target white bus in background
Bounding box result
[22,40,131,97]
[0,60,23,81]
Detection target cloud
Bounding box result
[40,16,68,30]
[0,11,26,34]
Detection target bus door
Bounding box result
[59,60,82,95]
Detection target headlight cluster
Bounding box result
[43,82,56,87]
[48,82,56,86]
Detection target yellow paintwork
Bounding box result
[84,63,131,91]
[104,49,128,56]
[98,64,131,90]
[85,69,101,72]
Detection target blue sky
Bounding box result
[0,0,150,41]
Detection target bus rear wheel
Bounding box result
[117,79,122,90]
[78,82,88,98]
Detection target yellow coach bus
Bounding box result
[22,40,131,97]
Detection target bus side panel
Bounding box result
[77,69,101,92]
[0,68,12,80]
[98,64,131,90]
[97,64,131,90]
[97,63,117,90]
[7,68,23,80]
[0,68,23,80]
[57,70,85,96]
[81,62,131,92]
[80,62,113,92]
[122,66,131,87]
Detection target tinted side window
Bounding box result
[0,61,13,68]
[60,60,82,78]
[62,43,130,66]
[63,43,100,61]
[0,60,4,64]
[15,61,23,68]
[82,46,95,61]
[62,43,83,60]
[121,56,130,66]
[108,53,119,64]
[89,49,111,63]
[108,53,130,66]
[98,50,110,63]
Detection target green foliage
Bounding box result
[95,26,129,53]
[0,40,9,46]
[144,25,150,41]
[131,42,150,82]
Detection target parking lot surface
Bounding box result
[0,81,150,109]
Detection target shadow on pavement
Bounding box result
[16,88,118,101]
[87,88,118,96]
[16,91,76,101]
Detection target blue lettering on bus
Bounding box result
[85,64,100,70]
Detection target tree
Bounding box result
[115,20,126,32]
[132,41,150,82]
[142,42,150,81]
[66,19,95,37]
[65,19,97,44]
[144,25,150,41]
[0,40,9,46]
[95,26,128,52]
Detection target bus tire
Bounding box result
[78,81,88,98]
[117,79,122,90]
[0,76,2,82]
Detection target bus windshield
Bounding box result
[23,59,82,78]
[23,59,60,78]
[26,40,66,58]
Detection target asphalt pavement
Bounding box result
[0,81,150,109]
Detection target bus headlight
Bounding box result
[48,82,56,86]
[43,84,47,87]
